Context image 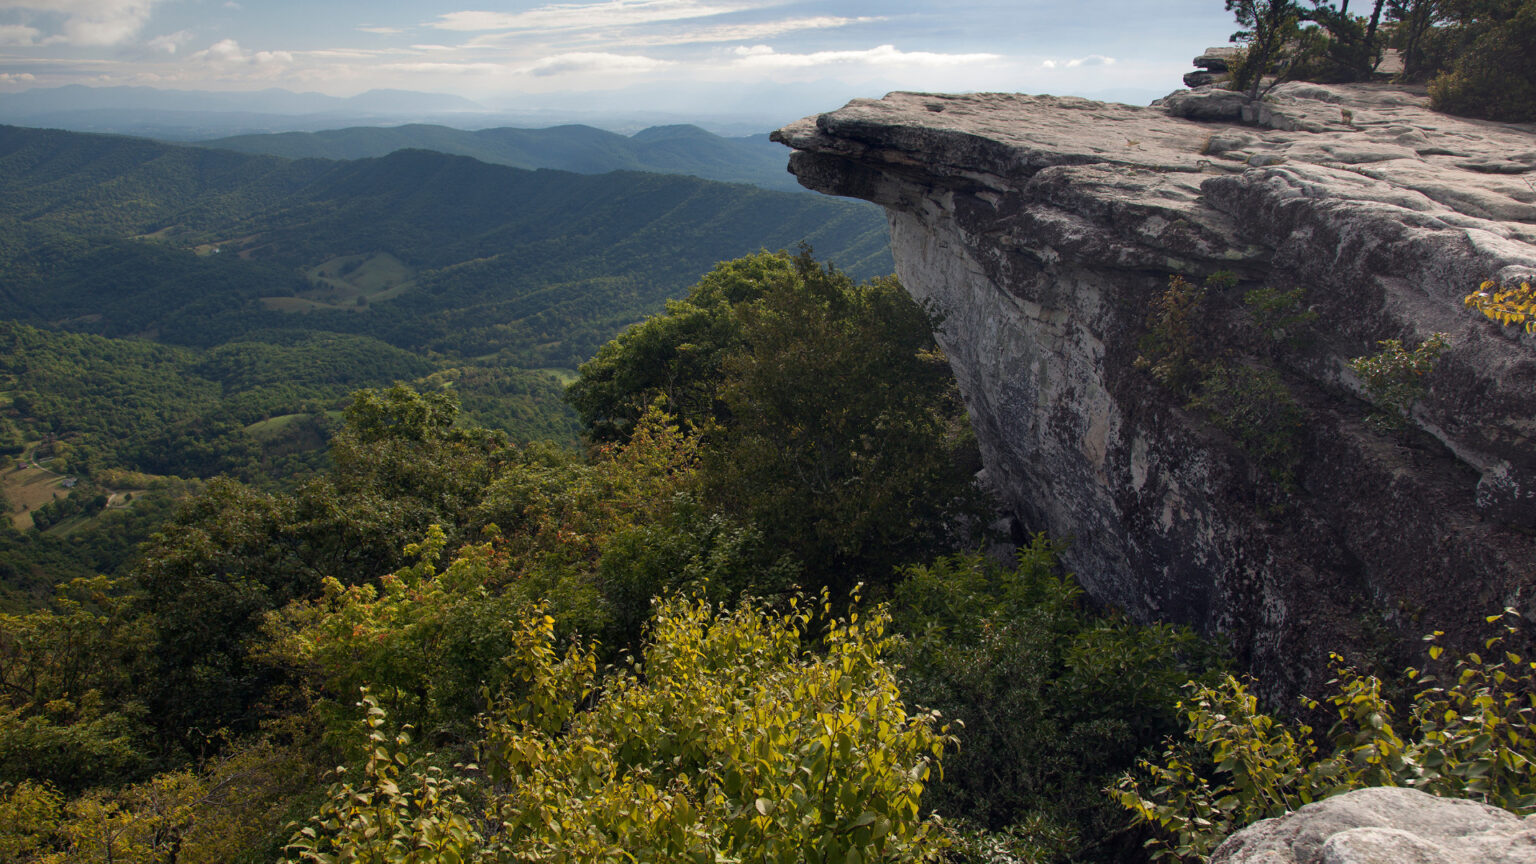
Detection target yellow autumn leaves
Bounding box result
[1465,279,1536,334]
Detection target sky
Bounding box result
[0,0,1238,121]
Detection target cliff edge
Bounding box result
[774,83,1536,695]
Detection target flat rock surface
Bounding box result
[776,83,1536,259]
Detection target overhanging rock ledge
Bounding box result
[774,83,1536,695]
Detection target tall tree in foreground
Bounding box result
[570,250,987,589]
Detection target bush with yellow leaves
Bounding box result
[1112,609,1536,862]
[1465,278,1536,335]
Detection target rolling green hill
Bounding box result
[200,122,800,191]
[0,125,889,368]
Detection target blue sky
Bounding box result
[0,0,1237,116]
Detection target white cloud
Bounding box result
[625,15,879,46]
[145,28,191,54]
[0,71,36,83]
[731,44,1000,69]
[0,24,39,45]
[190,38,293,68]
[428,0,733,34]
[525,51,670,77]
[1041,59,1056,69]
[358,26,404,35]
[378,60,510,75]
[0,0,169,47]
[1066,54,1115,68]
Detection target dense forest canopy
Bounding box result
[0,252,1227,863]
[0,125,889,601]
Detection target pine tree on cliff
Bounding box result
[1227,0,1303,98]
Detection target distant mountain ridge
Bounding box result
[199,122,799,192]
[0,85,487,117]
[0,85,493,141]
[0,124,891,369]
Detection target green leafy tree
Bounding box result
[0,577,155,792]
[132,385,512,754]
[1296,1,1390,82]
[1426,0,1536,121]
[891,544,1222,862]
[573,250,986,589]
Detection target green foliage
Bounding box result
[6,737,316,864]
[1290,1,1392,83]
[1219,0,1536,120]
[1427,0,1536,121]
[1348,332,1449,433]
[0,576,155,792]
[0,126,890,368]
[1135,275,1212,397]
[0,321,433,480]
[284,693,481,864]
[1137,273,1313,501]
[573,250,986,589]
[1190,364,1306,490]
[287,593,953,863]
[1114,610,1536,861]
[132,387,513,752]
[1243,286,1316,348]
[0,781,62,861]
[1225,0,1304,98]
[892,545,1223,862]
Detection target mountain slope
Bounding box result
[200,123,801,191]
[0,126,890,368]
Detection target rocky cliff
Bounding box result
[774,83,1536,696]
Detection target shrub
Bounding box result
[1113,609,1536,862]
[1465,277,1536,334]
[1427,1,1536,122]
[1348,332,1449,433]
[285,592,955,863]
[892,543,1223,862]
[1136,275,1211,397]
[1190,363,1306,490]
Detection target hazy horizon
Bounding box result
[0,1,1236,129]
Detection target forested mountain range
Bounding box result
[0,122,889,590]
[201,123,802,192]
[0,125,888,366]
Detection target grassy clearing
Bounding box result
[262,252,418,314]
[244,413,313,442]
[534,368,580,386]
[192,234,262,257]
[3,460,68,531]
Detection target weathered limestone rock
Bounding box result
[1185,47,1238,88]
[1211,787,1536,864]
[774,83,1536,697]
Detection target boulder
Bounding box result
[1211,787,1536,864]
